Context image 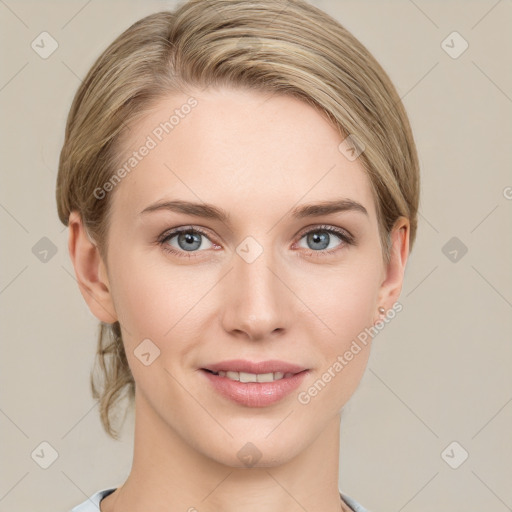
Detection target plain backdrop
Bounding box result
[0,1,511,511]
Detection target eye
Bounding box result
[295,225,354,257]
[157,224,354,259]
[158,227,216,257]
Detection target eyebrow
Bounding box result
[140,198,368,223]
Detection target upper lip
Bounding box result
[202,359,307,374]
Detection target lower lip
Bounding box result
[201,369,309,407]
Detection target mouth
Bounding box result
[202,368,299,382]
[202,359,307,375]
[200,360,309,407]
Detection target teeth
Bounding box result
[215,370,289,382]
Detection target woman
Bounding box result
[57,0,419,510]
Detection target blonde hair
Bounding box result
[56,0,420,439]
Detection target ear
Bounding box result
[67,211,118,324]
[374,216,410,322]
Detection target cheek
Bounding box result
[108,251,208,350]
[301,262,380,398]
[106,246,168,347]
[309,261,380,339]
[113,276,167,339]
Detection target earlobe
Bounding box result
[68,211,118,324]
[375,217,410,319]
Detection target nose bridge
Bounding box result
[222,235,288,338]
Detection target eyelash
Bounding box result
[157,224,355,259]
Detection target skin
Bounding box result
[68,87,409,512]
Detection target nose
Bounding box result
[220,240,292,341]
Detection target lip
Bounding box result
[203,359,307,374]
[200,359,309,407]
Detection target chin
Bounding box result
[200,431,307,469]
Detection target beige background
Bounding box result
[1,0,511,511]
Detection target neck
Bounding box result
[103,390,350,512]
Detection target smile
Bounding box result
[200,366,309,407]
[204,369,295,382]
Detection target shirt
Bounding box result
[70,487,371,512]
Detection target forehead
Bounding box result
[110,87,377,224]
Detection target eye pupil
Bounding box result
[179,231,201,251]
[308,231,330,250]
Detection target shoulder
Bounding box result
[340,491,372,512]
[69,488,117,512]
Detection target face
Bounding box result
[84,86,406,467]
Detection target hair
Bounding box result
[56,0,420,440]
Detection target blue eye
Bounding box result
[159,227,214,257]
[157,224,354,259]
[296,226,352,254]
